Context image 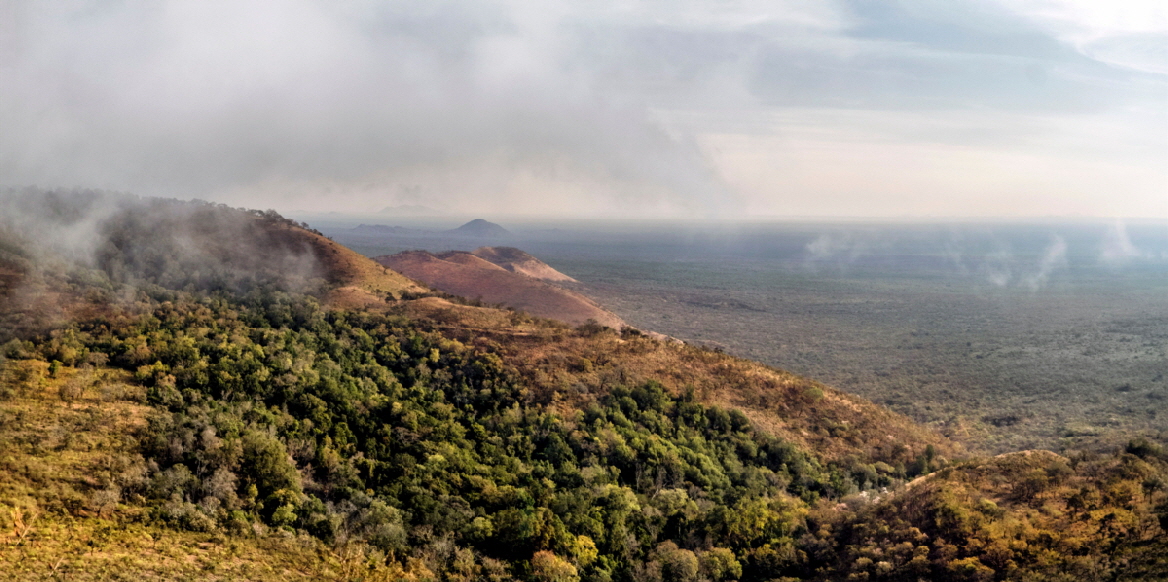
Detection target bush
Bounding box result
[1126,438,1165,461]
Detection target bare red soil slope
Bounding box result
[436,251,509,272]
[471,246,577,282]
[375,250,623,328]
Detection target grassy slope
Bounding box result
[306,230,955,466]
[0,216,427,579]
[470,246,578,282]
[0,217,425,331]
[475,326,960,467]
[275,224,424,308]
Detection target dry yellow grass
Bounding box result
[469,247,577,282]
[0,362,149,516]
[0,516,438,581]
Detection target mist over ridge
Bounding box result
[0,189,374,343]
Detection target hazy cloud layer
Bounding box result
[0,0,1164,218]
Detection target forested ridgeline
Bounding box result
[0,191,1164,580]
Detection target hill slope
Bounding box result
[472,246,578,282]
[375,249,623,327]
[0,190,422,333]
[288,224,424,308]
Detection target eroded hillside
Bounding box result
[472,246,578,282]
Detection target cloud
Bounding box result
[0,0,736,216]
[982,249,1015,287]
[0,187,327,294]
[0,0,1162,218]
[998,0,1168,74]
[804,232,871,264]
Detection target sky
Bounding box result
[0,0,1164,219]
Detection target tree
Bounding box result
[532,550,580,582]
[654,542,700,582]
[241,429,301,521]
[699,547,742,582]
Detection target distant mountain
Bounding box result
[378,204,443,216]
[445,218,510,238]
[472,246,577,282]
[375,249,621,327]
[349,223,421,236]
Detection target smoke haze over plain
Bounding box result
[0,0,1164,218]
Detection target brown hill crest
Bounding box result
[471,246,577,282]
[375,249,622,328]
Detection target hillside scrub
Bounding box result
[3,287,1165,580]
[7,291,851,580]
